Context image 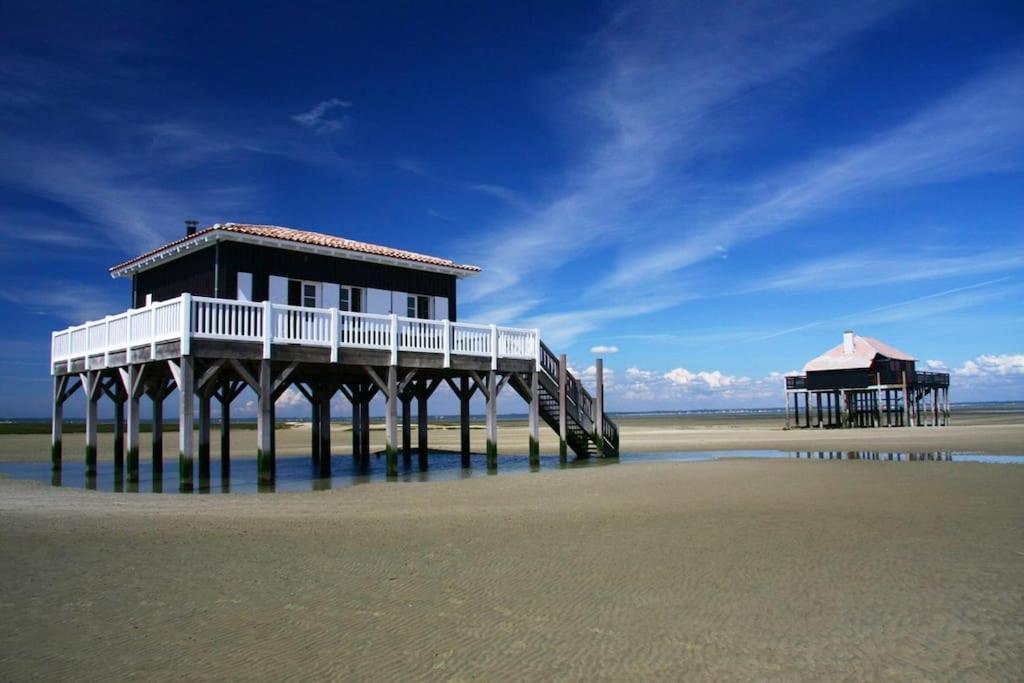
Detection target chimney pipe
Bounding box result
[843,330,855,355]
[185,219,198,236]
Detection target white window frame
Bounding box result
[301,281,320,308]
[339,286,363,312]
[406,294,431,319]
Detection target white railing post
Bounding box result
[50,331,57,376]
[389,313,399,365]
[443,319,451,368]
[330,307,338,363]
[490,324,498,370]
[125,309,132,360]
[149,301,157,359]
[103,316,111,367]
[262,300,272,359]
[180,293,192,356]
[534,328,541,371]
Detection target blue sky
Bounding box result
[1,0,1022,418]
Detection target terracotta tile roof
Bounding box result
[109,222,481,275]
[803,333,915,373]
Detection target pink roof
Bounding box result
[110,223,481,276]
[803,333,915,372]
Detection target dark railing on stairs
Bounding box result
[537,340,618,456]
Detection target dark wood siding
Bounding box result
[132,247,215,307]
[216,241,458,319]
[806,359,917,390]
[130,240,460,319]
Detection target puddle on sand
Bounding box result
[0,449,1020,494]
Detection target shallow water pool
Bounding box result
[0,449,1021,494]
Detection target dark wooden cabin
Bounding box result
[112,222,473,320]
[785,331,949,430]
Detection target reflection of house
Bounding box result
[784,331,950,429]
[50,221,619,492]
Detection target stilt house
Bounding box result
[785,330,949,429]
[50,222,618,491]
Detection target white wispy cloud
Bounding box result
[292,98,352,135]
[590,344,619,354]
[0,281,122,323]
[602,53,1024,291]
[458,0,906,339]
[750,248,1024,293]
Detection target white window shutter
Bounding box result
[433,296,449,320]
[237,272,253,302]
[366,288,391,315]
[268,276,288,304]
[322,282,340,310]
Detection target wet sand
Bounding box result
[2,459,1022,680]
[1,409,1022,679]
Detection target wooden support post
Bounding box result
[803,391,810,428]
[198,391,211,482]
[177,356,194,492]
[257,359,274,485]
[385,365,398,477]
[310,386,321,467]
[320,391,332,476]
[51,376,65,471]
[401,393,412,466]
[460,377,472,468]
[83,372,99,477]
[125,368,141,484]
[558,353,568,463]
[151,385,164,474]
[113,389,125,472]
[528,370,540,467]
[351,393,363,464]
[784,389,791,429]
[816,392,823,429]
[485,369,498,469]
[220,389,231,480]
[360,399,371,464]
[594,358,605,457]
[417,386,429,470]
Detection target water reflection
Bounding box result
[5,449,1021,495]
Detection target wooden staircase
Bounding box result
[511,341,619,458]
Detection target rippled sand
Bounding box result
[2,457,1022,680]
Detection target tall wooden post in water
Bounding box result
[558,354,568,464]
[594,358,605,457]
[528,369,540,466]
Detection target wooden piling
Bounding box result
[318,391,332,477]
[385,365,398,477]
[528,370,540,466]
[51,376,65,471]
[112,389,125,472]
[151,384,164,473]
[82,372,99,477]
[558,354,568,463]
[485,370,498,469]
[177,356,194,491]
[594,359,605,457]
[401,393,412,466]
[219,387,231,479]
[123,366,141,484]
[198,392,211,482]
[257,359,274,485]
[459,377,472,467]
[417,385,429,470]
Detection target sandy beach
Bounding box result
[1,410,1022,680]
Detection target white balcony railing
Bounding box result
[51,293,539,372]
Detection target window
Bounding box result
[302,283,318,308]
[339,286,362,313]
[407,294,431,319]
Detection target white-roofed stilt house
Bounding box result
[784,331,950,429]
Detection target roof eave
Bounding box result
[109,229,481,280]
